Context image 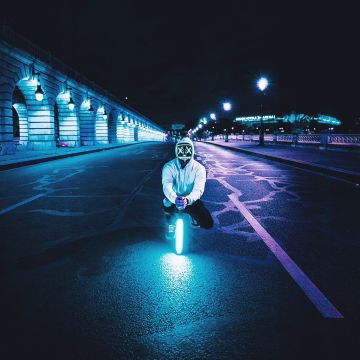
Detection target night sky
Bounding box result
[2,0,359,126]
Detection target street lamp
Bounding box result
[102,107,108,120]
[68,96,75,111]
[86,95,94,112]
[34,73,44,102]
[257,77,269,146]
[222,101,232,142]
[223,102,232,111]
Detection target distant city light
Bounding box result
[199,124,203,129]
[317,114,341,125]
[235,113,341,126]
[235,115,276,122]
[223,102,232,111]
[210,113,216,120]
[257,77,269,92]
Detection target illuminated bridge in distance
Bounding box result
[0,25,164,155]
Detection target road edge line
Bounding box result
[228,192,344,319]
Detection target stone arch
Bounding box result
[16,75,54,150]
[138,121,147,141]
[133,118,139,142]
[128,115,136,142]
[0,63,32,153]
[116,111,126,142]
[107,111,117,143]
[79,98,96,146]
[115,112,123,142]
[12,86,28,147]
[95,105,109,144]
[117,112,134,142]
[54,91,80,147]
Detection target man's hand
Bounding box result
[175,196,188,209]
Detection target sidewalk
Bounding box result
[0,142,140,171]
[204,140,360,183]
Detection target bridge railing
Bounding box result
[327,134,360,146]
[208,134,360,148]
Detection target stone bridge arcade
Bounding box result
[0,26,164,154]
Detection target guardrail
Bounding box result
[208,134,360,148]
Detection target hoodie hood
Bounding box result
[175,137,195,162]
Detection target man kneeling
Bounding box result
[162,137,213,238]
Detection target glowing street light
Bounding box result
[221,101,232,142]
[33,72,44,102]
[34,73,44,101]
[68,96,75,111]
[210,113,216,121]
[103,108,108,120]
[257,77,269,92]
[256,76,269,146]
[223,102,232,111]
[35,84,44,102]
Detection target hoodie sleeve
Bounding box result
[162,163,177,204]
[186,164,206,205]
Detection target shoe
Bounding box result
[190,217,200,228]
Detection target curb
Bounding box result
[0,142,144,171]
[204,141,360,184]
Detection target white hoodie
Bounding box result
[162,138,206,205]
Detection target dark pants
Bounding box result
[163,200,214,229]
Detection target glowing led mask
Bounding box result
[176,144,193,161]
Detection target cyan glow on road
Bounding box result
[161,253,193,284]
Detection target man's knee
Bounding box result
[201,216,214,229]
[188,200,213,229]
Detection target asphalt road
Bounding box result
[0,141,359,359]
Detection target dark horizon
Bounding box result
[2,0,359,127]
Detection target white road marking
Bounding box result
[134,149,145,155]
[0,193,46,216]
[228,193,344,319]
